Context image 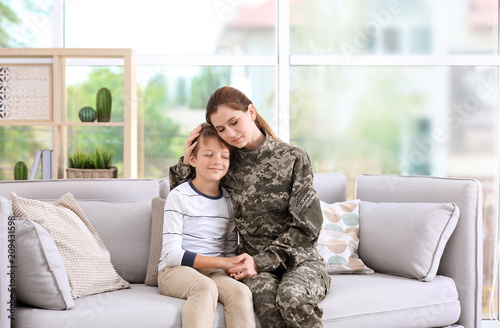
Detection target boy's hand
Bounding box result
[227,253,258,280]
[218,257,238,270]
[183,125,203,165]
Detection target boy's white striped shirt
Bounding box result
[158,180,236,271]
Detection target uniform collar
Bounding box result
[235,133,275,163]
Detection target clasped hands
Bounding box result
[221,253,258,280]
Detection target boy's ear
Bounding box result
[188,153,196,168]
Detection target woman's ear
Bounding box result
[248,104,256,121]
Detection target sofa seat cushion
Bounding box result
[13,275,460,328]
[13,284,255,328]
[320,273,460,328]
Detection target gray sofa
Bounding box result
[0,173,482,328]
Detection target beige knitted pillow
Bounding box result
[11,192,130,298]
[144,197,166,286]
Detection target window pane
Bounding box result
[66,66,125,123]
[291,0,498,55]
[0,126,52,180]
[136,65,275,179]
[65,0,276,55]
[1,0,58,47]
[290,65,498,318]
[65,66,126,178]
[67,126,124,178]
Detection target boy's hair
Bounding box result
[192,122,232,158]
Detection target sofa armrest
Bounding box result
[1,196,11,328]
[355,174,483,328]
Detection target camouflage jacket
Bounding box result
[169,135,325,273]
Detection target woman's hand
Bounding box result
[226,253,258,280]
[183,125,203,165]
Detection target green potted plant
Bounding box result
[14,161,28,180]
[66,148,117,179]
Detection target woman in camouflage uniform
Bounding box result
[170,86,331,328]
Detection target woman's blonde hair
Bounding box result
[205,86,280,142]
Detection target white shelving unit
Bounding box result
[0,48,137,178]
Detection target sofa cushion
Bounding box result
[145,197,166,286]
[358,201,460,281]
[11,192,130,298]
[318,200,373,274]
[321,273,460,327]
[13,284,256,328]
[77,200,152,283]
[14,217,74,310]
[14,275,459,328]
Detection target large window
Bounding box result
[1,0,499,322]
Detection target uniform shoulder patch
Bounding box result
[298,190,315,212]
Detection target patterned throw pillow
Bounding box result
[11,192,130,298]
[317,200,373,274]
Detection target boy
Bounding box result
[158,123,255,328]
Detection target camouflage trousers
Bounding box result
[244,261,330,328]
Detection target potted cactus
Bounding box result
[96,87,112,122]
[66,149,117,179]
[14,161,28,180]
[78,106,97,122]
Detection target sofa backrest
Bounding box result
[0,178,160,284]
[313,172,348,203]
[158,173,348,203]
[355,174,483,328]
[0,178,159,201]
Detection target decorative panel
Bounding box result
[0,64,52,121]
